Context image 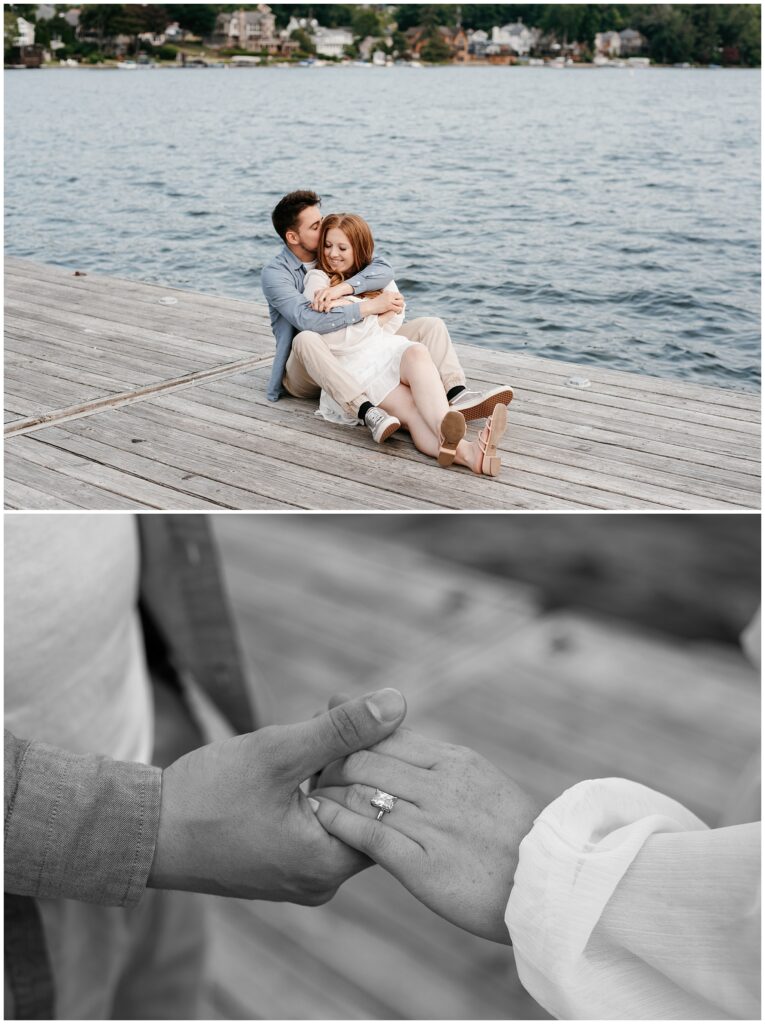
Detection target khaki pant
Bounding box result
[282,316,466,418]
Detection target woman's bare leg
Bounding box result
[380,385,441,458]
[382,381,496,475]
[398,344,451,437]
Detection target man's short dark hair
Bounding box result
[271,190,321,242]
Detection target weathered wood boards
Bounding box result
[198,520,759,1019]
[5,258,760,510]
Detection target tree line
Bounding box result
[5,4,761,66]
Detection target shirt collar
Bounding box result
[281,245,306,272]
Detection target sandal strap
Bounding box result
[477,416,494,454]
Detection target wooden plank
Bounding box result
[198,378,753,509]
[5,355,275,437]
[5,259,759,511]
[215,372,761,487]
[11,416,441,511]
[130,391,624,510]
[5,299,270,365]
[4,448,152,509]
[504,421,760,494]
[177,379,751,509]
[213,516,539,724]
[200,527,754,1019]
[477,361,761,432]
[3,477,84,510]
[6,257,273,319]
[463,345,761,412]
[6,429,279,511]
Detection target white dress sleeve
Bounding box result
[380,279,405,334]
[505,779,761,1020]
[303,268,331,301]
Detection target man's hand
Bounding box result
[311,282,353,312]
[147,688,407,905]
[360,292,405,318]
[311,724,540,943]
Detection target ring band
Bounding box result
[370,788,398,821]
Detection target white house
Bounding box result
[595,31,622,57]
[13,17,36,47]
[491,21,539,56]
[285,16,319,36]
[468,28,489,57]
[214,6,278,52]
[313,25,354,58]
[619,28,645,55]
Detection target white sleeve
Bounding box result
[380,279,405,333]
[506,779,761,1020]
[303,268,331,301]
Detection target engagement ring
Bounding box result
[370,789,398,821]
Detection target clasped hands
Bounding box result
[149,688,538,946]
[311,281,405,316]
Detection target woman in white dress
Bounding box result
[304,213,508,477]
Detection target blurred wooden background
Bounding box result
[197,515,759,1020]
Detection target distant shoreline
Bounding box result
[5,62,758,71]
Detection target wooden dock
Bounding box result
[4,258,760,511]
[196,518,760,1019]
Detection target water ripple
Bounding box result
[4,66,760,392]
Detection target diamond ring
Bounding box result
[370,788,398,821]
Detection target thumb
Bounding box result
[285,688,407,779]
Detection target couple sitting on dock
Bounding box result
[261,190,513,477]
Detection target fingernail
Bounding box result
[367,688,405,723]
[308,797,320,813]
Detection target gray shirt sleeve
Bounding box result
[345,254,395,294]
[4,729,162,907]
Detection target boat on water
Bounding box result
[117,61,137,70]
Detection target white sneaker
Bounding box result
[449,385,514,421]
[364,406,401,443]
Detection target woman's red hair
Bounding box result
[317,213,381,296]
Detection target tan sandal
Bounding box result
[476,404,508,476]
[437,410,466,467]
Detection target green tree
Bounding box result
[169,5,219,37]
[639,5,697,64]
[395,5,459,32]
[351,7,384,38]
[5,8,20,61]
[720,4,761,65]
[420,32,452,62]
[290,27,315,54]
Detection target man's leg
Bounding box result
[396,317,514,421]
[282,331,400,442]
[283,331,368,418]
[395,317,465,394]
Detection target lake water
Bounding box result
[5,66,761,392]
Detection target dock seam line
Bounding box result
[4,355,276,437]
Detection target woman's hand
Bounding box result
[359,291,405,318]
[310,727,540,944]
[311,282,353,311]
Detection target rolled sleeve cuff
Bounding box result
[505,778,706,974]
[5,738,162,908]
[340,303,363,326]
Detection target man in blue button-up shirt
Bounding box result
[261,191,514,442]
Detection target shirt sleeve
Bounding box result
[506,778,761,1020]
[261,263,363,335]
[345,254,395,295]
[4,729,162,907]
